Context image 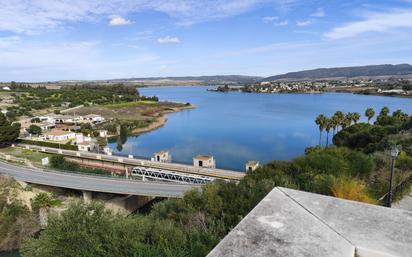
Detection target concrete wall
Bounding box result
[207,187,412,257]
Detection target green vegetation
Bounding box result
[18,139,78,151]
[0,112,20,145]
[104,99,159,108]
[49,155,112,176]
[27,125,42,135]
[0,177,40,251]
[5,83,141,120]
[10,107,412,257]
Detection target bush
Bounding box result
[18,139,78,151]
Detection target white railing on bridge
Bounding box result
[130,167,215,184]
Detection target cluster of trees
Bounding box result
[7,83,142,119]
[334,107,411,154]
[21,144,388,257]
[315,111,361,147]
[0,112,20,145]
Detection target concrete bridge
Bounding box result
[0,161,199,198]
[19,144,245,181]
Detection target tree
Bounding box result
[365,108,375,124]
[0,113,20,145]
[330,114,340,136]
[376,107,391,125]
[352,112,360,124]
[325,118,332,147]
[315,114,327,147]
[27,125,42,135]
[334,111,344,132]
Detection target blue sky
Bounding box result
[1,0,412,82]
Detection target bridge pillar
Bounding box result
[83,191,93,203]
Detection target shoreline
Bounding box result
[129,104,195,136]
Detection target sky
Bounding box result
[1,0,412,82]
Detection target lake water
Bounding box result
[108,86,412,171]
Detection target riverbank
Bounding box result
[130,104,195,135]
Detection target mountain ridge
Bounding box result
[263,64,412,81]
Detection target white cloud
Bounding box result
[109,16,132,26]
[311,8,325,17]
[325,9,412,40]
[296,20,311,26]
[0,0,295,34]
[0,36,21,48]
[157,36,181,44]
[0,40,160,81]
[274,20,288,26]
[262,16,278,23]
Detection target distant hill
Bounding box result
[263,64,412,81]
[110,75,263,84]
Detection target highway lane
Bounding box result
[0,161,199,198]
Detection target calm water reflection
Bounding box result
[108,86,412,170]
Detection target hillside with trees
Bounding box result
[263,64,412,81]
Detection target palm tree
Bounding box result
[331,114,340,136]
[334,111,344,132]
[365,108,375,124]
[325,118,332,147]
[352,112,360,124]
[315,114,327,147]
[341,114,352,129]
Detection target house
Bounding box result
[52,115,81,124]
[153,150,171,163]
[38,122,56,131]
[2,86,10,91]
[77,141,97,152]
[245,160,260,172]
[83,114,104,123]
[193,155,216,168]
[44,129,76,141]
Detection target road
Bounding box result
[0,161,199,198]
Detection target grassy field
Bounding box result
[103,100,158,108]
[73,101,190,121]
[0,147,52,167]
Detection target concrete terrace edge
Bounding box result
[207,187,412,257]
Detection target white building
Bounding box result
[77,141,97,152]
[193,155,216,168]
[44,129,76,141]
[83,114,104,123]
[2,86,10,91]
[153,150,171,163]
[245,160,260,172]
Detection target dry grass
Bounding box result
[331,177,377,204]
[73,101,189,121]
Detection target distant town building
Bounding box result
[193,155,216,168]
[2,86,10,91]
[245,160,260,172]
[44,129,76,141]
[153,150,171,163]
[83,114,104,123]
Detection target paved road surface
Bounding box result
[0,161,199,198]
